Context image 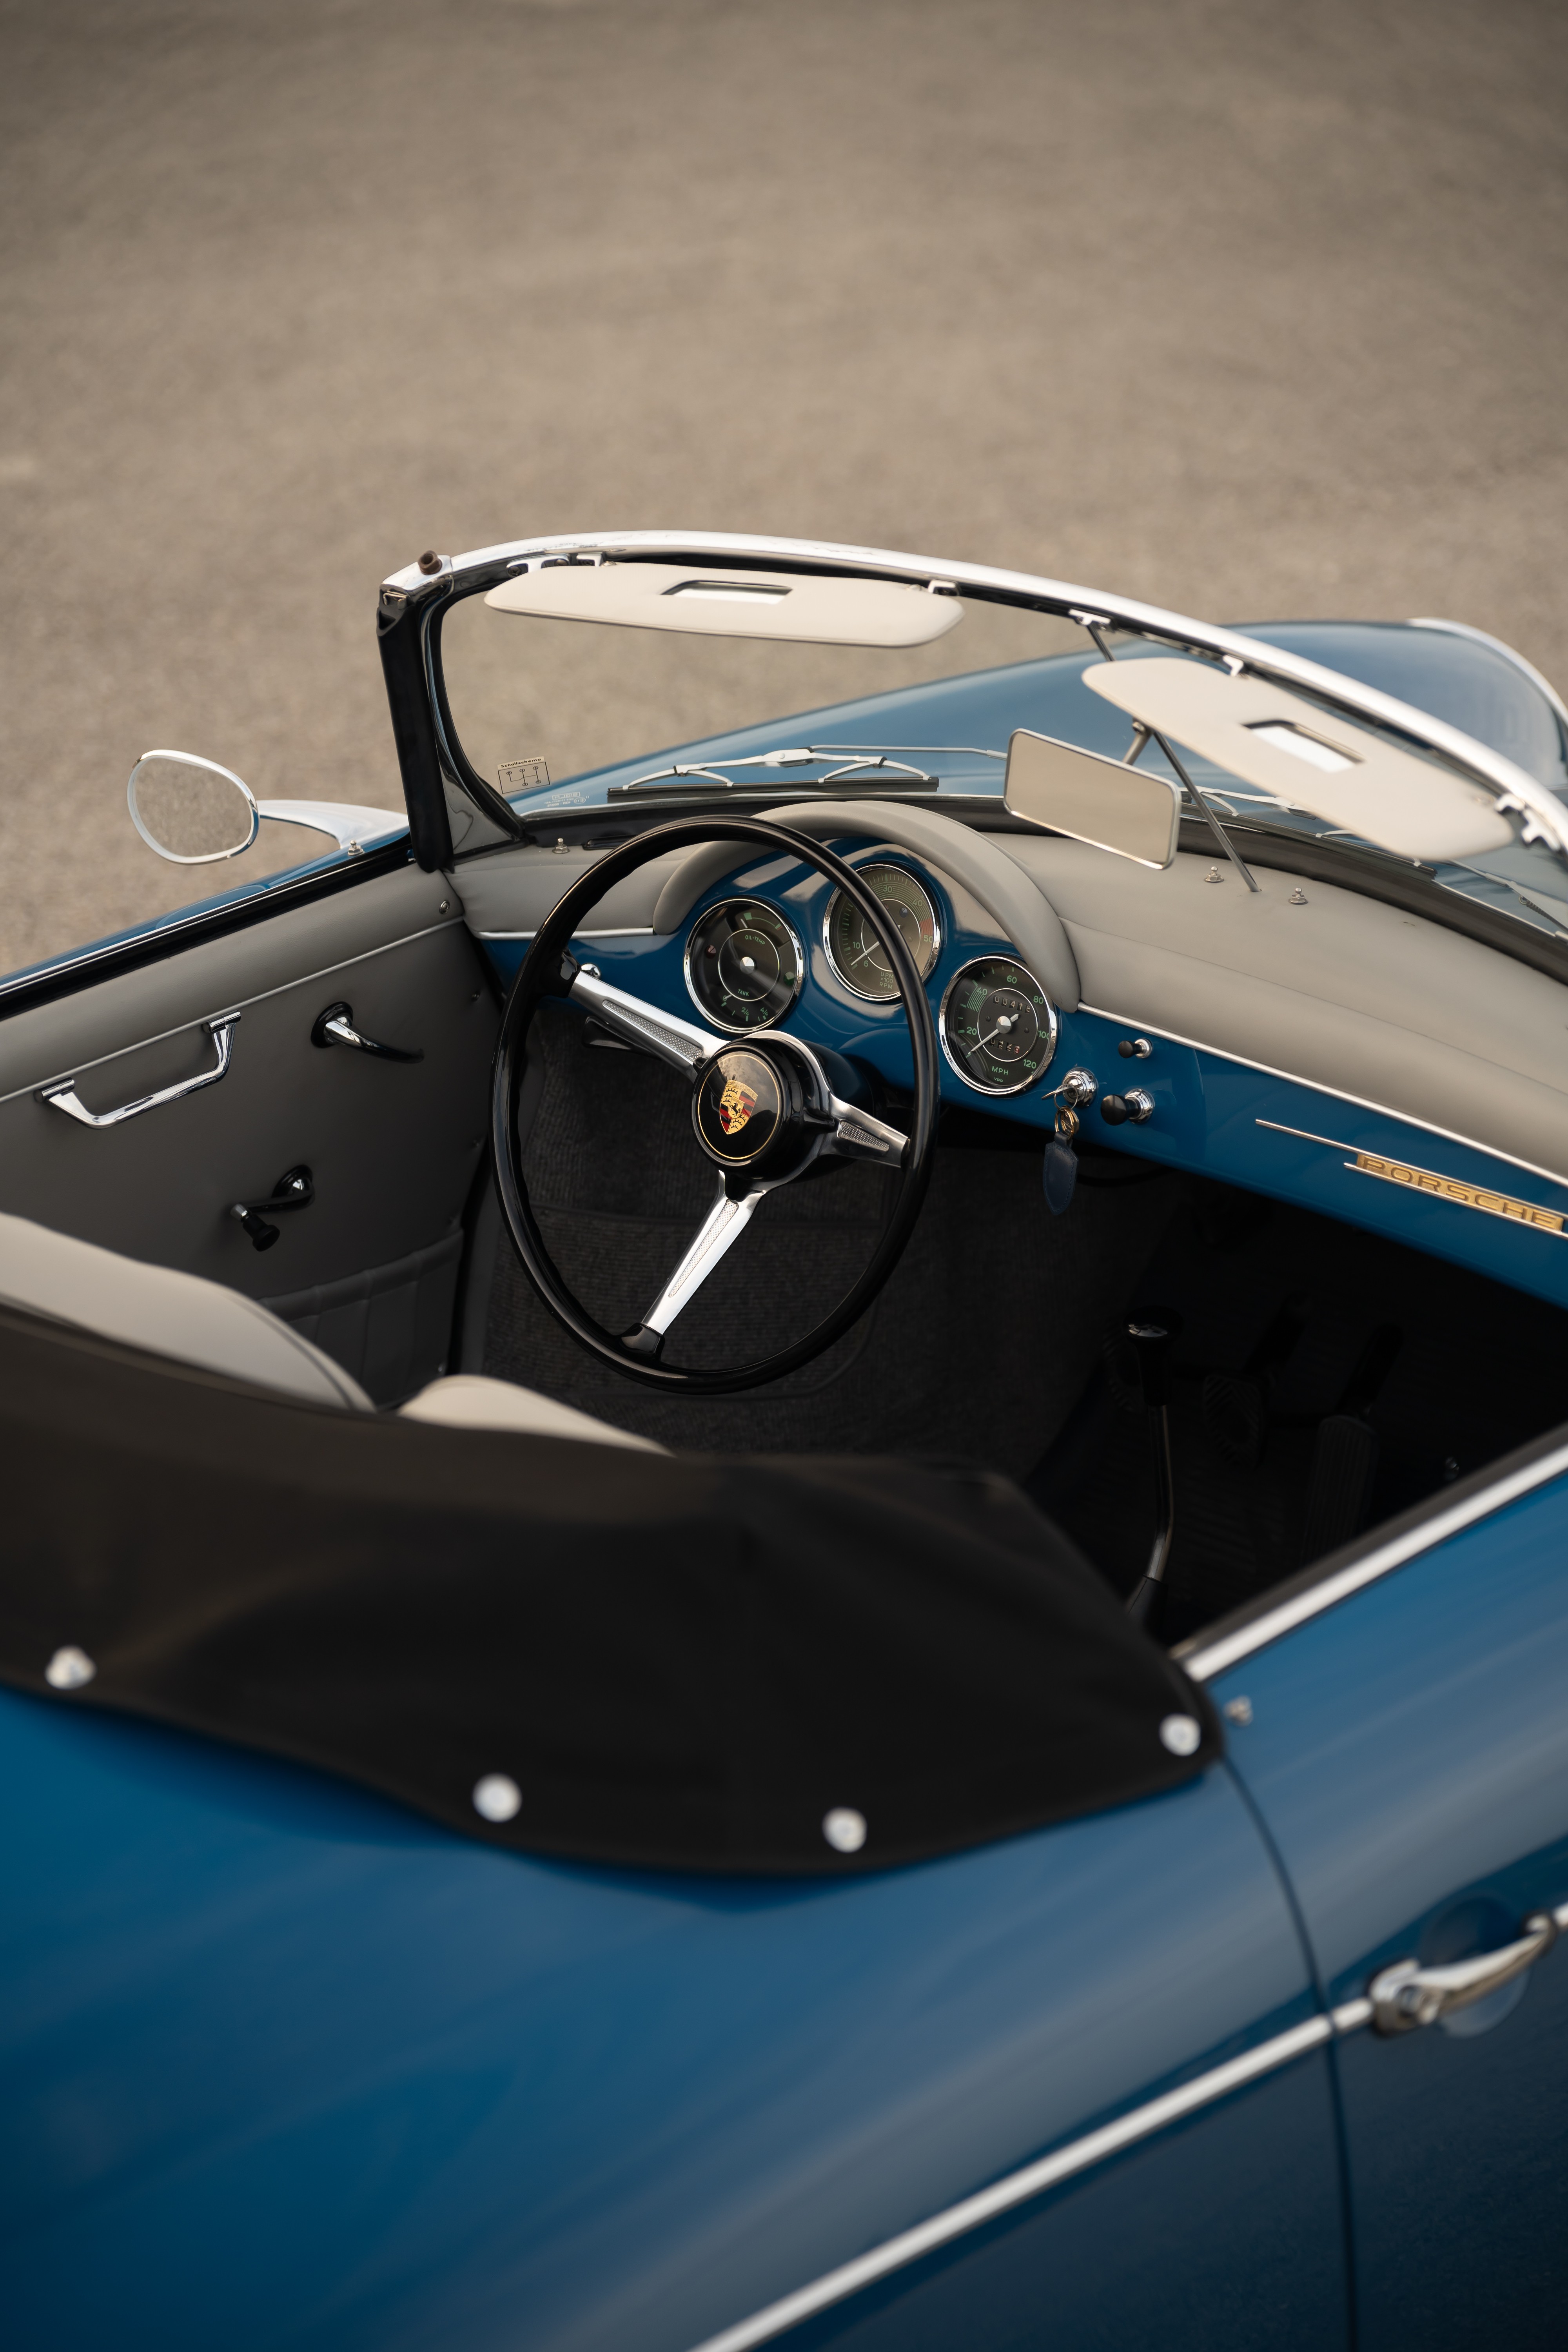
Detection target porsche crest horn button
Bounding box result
[695,1048,787,1166]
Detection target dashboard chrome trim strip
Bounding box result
[1181,1434,1568,1681]
[1078,1004,1568,1195]
[682,2016,1334,2352]
[475,927,655,942]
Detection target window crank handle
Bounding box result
[310,1001,423,1062]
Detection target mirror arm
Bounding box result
[1073,614,1260,893]
[254,800,408,856]
[1147,732,1260,893]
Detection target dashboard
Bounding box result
[464,820,1568,1319]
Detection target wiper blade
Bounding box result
[607,742,993,798]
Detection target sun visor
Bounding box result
[1083,657,1515,863]
[485,561,965,648]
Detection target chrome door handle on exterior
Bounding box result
[1369,1911,1559,2034]
[39,1016,239,1129]
[310,1001,423,1062]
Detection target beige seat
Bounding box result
[0,1210,657,1449]
[400,1372,661,1448]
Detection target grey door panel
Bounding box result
[0,866,498,1316]
[264,1231,465,1403]
[0,866,459,1100]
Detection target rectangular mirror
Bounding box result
[1005,728,1182,867]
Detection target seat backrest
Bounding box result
[0,1212,370,1408]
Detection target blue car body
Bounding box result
[3,537,1567,2348]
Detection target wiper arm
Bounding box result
[610,743,951,797]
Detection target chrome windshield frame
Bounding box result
[377,530,1568,871]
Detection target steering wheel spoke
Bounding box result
[568,964,723,1076]
[621,1183,765,1357]
[820,1095,908,1167]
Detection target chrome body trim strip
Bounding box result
[1183,1435,1568,1680]
[1078,1004,1568,1194]
[682,2017,1332,2352]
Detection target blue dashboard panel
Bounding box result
[484,847,1568,1314]
[0,1687,1332,2352]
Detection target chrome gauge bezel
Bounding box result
[683,897,806,1035]
[938,954,1060,1096]
[822,861,942,1002]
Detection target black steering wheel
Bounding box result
[491,814,941,1392]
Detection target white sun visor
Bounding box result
[1082,657,1515,863]
[485,562,965,648]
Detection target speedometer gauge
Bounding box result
[939,956,1058,1094]
[684,899,804,1033]
[824,863,941,1000]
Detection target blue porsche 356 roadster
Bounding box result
[3,532,1567,2350]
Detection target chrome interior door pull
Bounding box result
[39,1016,239,1129]
[1369,1911,1559,2034]
[310,1001,423,1062]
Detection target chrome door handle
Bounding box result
[39,1016,239,1128]
[1369,1911,1558,2034]
[310,1000,423,1062]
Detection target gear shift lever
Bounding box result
[1124,1321,1174,1629]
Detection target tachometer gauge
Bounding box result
[824,862,941,1000]
[684,899,804,1033]
[939,955,1058,1094]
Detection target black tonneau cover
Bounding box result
[0,1304,1219,1873]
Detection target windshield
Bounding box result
[436,583,1568,941]
[435,586,1079,810]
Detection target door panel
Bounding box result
[0,864,498,1396]
[1210,1474,1568,2348]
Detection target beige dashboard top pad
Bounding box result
[485,562,965,648]
[1083,657,1515,864]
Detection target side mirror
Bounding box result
[1004,728,1182,869]
[128,751,409,864]
[128,750,258,864]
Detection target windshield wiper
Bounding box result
[608,743,1001,798]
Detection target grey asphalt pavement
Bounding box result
[2,0,1565,975]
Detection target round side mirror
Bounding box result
[127,750,260,864]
